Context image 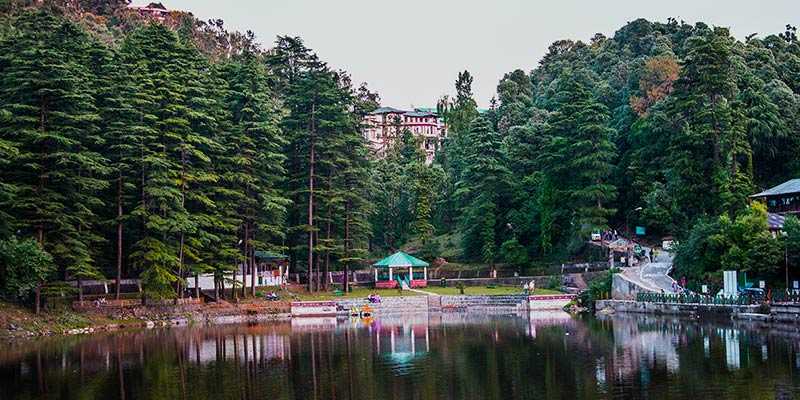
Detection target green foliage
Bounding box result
[578,268,617,310]
[0,10,108,285]
[674,203,784,285]
[0,236,55,301]
[456,117,511,265]
[500,238,528,269]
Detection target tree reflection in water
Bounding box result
[1,312,800,399]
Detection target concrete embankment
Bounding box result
[596,299,800,327]
[292,294,576,317]
[596,299,760,317]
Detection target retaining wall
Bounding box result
[333,294,573,315]
[336,296,429,314]
[611,274,650,300]
[596,299,759,316]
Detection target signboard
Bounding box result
[723,271,737,297]
[794,281,799,290]
[635,226,646,236]
[701,285,708,294]
[759,280,766,289]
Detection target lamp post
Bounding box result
[783,231,789,293]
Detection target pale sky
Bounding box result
[135,0,799,108]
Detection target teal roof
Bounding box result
[372,251,429,268]
[254,251,288,261]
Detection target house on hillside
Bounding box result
[750,178,800,231]
[128,2,171,20]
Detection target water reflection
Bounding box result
[2,312,800,399]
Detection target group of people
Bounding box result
[265,291,280,301]
[367,293,382,303]
[522,280,536,295]
[601,230,619,242]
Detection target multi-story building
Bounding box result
[363,107,446,164]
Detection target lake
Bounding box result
[1,312,799,399]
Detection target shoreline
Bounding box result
[596,299,800,330]
[2,293,575,340]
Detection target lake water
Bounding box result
[1,312,799,399]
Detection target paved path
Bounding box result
[639,252,678,293]
[619,246,679,294]
[407,288,439,296]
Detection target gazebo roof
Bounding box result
[372,251,429,268]
[254,251,288,261]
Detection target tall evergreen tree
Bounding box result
[0,11,109,299]
[456,117,511,267]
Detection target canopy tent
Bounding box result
[372,251,429,289]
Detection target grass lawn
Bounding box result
[280,286,561,301]
[420,286,561,296]
[288,287,422,301]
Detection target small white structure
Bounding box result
[723,270,738,297]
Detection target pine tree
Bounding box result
[665,27,748,221]
[122,25,222,300]
[219,49,288,298]
[0,10,109,299]
[456,117,511,267]
[546,70,618,238]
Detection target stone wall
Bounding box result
[427,271,606,289]
[596,299,759,316]
[336,296,429,314]
[611,274,647,300]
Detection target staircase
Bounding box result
[439,295,529,312]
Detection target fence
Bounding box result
[635,292,758,305]
[771,292,800,303]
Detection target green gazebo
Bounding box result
[373,251,429,289]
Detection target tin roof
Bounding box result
[751,179,800,198]
[370,107,407,115]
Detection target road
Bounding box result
[639,251,678,293]
[619,246,679,294]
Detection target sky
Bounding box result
[134,0,799,108]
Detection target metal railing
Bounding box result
[636,292,758,305]
[771,292,800,303]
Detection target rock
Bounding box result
[596,306,615,315]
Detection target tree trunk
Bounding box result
[344,200,350,293]
[177,232,184,301]
[194,274,200,299]
[78,278,83,302]
[308,104,316,292]
[324,175,332,291]
[116,175,123,300]
[178,147,186,300]
[242,223,249,298]
[35,284,41,314]
[250,224,256,298]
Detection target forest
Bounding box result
[1,1,800,309]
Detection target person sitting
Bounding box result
[367,293,382,303]
[266,291,279,301]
